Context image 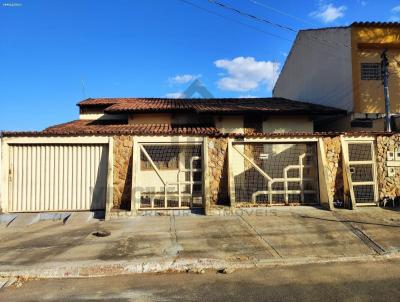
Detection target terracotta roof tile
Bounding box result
[77,98,122,107]
[79,97,345,115]
[2,119,393,138]
[34,120,220,136]
[351,21,400,27]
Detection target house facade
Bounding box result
[1,97,399,218]
[273,22,400,131]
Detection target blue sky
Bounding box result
[1,0,400,130]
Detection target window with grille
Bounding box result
[360,63,382,80]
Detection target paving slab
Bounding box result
[174,216,275,261]
[0,214,17,227]
[0,207,399,278]
[39,213,71,223]
[64,212,95,225]
[334,207,400,254]
[242,207,374,258]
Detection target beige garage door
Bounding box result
[8,144,108,212]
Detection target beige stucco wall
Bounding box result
[262,116,313,133]
[129,113,172,125]
[215,116,244,134]
[128,113,214,125]
[316,115,385,132]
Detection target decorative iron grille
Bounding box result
[232,142,319,205]
[139,144,203,209]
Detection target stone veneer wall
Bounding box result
[113,136,133,209]
[208,137,229,205]
[323,137,344,202]
[376,135,400,199]
[243,117,262,170]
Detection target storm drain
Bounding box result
[333,212,386,255]
[92,230,111,237]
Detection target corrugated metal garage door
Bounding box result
[8,144,108,212]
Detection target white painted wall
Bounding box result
[138,169,185,193]
[262,116,313,133]
[79,113,128,120]
[273,28,353,111]
[128,113,215,125]
[0,137,3,212]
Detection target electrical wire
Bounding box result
[209,0,297,33]
[177,0,398,95]
[177,0,352,63]
[245,0,317,27]
[208,0,353,50]
[177,0,292,42]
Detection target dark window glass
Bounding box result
[361,63,382,80]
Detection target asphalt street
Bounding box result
[1,258,400,302]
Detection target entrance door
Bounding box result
[346,141,378,205]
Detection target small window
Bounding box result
[350,119,373,128]
[360,63,382,80]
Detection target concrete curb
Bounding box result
[1,252,399,280]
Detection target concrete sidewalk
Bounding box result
[0,207,399,279]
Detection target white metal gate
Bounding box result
[8,144,108,212]
[345,140,378,205]
[137,143,203,209]
[230,142,319,205]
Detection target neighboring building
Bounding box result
[273,22,400,131]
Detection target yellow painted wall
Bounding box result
[351,26,400,113]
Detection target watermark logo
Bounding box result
[2,2,22,7]
[167,79,214,99]
[182,79,214,98]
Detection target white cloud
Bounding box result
[214,57,280,92]
[310,3,347,23]
[168,74,201,85]
[392,5,400,13]
[390,5,400,21]
[165,92,185,98]
[357,0,367,7]
[238,95,258,98]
